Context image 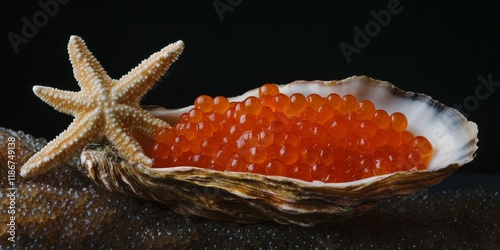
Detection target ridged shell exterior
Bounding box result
[81,76,478,227]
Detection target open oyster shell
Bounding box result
[81,76,478,227]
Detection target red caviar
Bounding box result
[151,83,434,183]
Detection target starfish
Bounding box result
[20,35,184,178]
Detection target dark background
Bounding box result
[2,1,499,175]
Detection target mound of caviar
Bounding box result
[151,83,434,183]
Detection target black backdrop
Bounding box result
[2,1,499,174]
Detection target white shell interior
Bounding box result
[150,76,478,186]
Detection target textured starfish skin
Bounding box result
[20,35,184,177]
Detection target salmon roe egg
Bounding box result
[273,94,290,112]
[243,96,262,115]
[259,83,280,97]
[289,93,307,115]
[194,95,213,112]
[212,96,230,114]
[187,108,204,123]
[151,83,434,183]
[373,110,390,129]
[340,95,359,113]
[390,112,408,132]
[358,100,376,119]
[306,94,325,110]
[327,93,342,109]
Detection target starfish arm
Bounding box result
[105,124,153,167]
[20,110,104,177]
[33,85,91,116]
[113,105,169,138]
[112,40,184,105]
[68,35,113,91]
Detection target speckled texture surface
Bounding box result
[0,127,498,249]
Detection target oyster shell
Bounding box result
[81,76,478,227]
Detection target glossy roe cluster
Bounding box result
[151,83,434,183]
